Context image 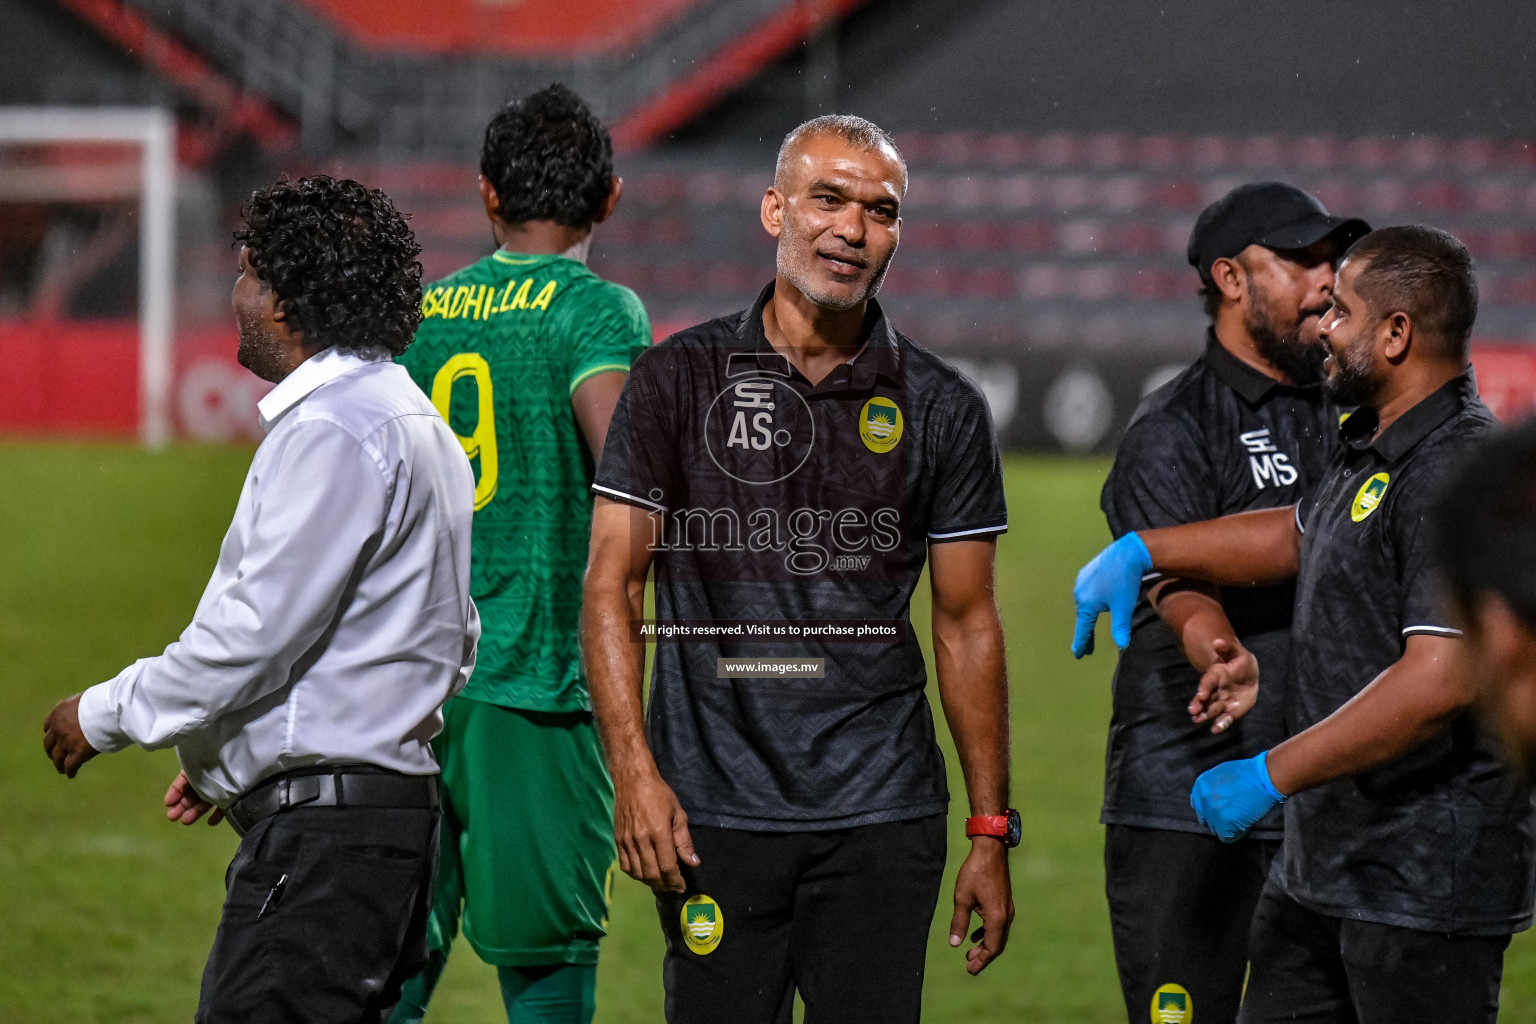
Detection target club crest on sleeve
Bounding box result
[680,894,723,954]
[1350,472,1391,522]
[1151,983,1192,1024]
[860,396,904,453]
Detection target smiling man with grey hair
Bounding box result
[582,114,1014,1023]
[773,113,908,194]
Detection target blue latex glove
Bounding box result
[1190,751,1287,843]
[1070,532,1152,658]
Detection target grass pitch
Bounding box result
[2,442,1533,1022]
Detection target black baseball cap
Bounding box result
[1188,182,1370,286]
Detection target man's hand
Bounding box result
[164,770,225,826]
[1190,751,1286,843]
[42,693,99,778]
[613,768,699,893]
[948,839,1014,975]
[1188,637,1259,734]
[1072,533,1152,657]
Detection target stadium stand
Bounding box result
[334,133,1536,352]
[54,0,294,159]
[297,0,708,57]
[9,127,1536,445]
[315,132,1536,449]
[8,0,1536,447]
[78,0,869,153]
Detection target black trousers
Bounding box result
[1238,881,1511,1024]
[196,804,440,1024]
[655,815,947,1024]
[1105,824,1279,1024]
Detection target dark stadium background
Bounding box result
[4,1,1536,1020]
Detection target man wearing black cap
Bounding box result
[1083,182,1367,1023]
[1076,225,1536,1022]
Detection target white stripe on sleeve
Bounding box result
[1402,625,1463,638]
[591,484,667,513]
[928,523,1009,540]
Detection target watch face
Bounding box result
[1006,809,1022,848]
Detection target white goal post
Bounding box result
[0,107,176,448]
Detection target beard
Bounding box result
[236,309,290,383]
[1323,331,1387,408]
[1245,280,1327,386]
[775,218,895,312]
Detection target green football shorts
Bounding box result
[427,696,617,967]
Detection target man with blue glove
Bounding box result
[1086,183,1364,1024]
[1075,225,1536,1023]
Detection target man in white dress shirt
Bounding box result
[41,175,480,1023]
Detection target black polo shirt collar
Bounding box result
[1339,369,1477,464]
[1203,329,1285,405]
[737,281,902,392]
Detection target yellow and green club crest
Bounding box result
[1151,983,1192,1024]
[859,396,904,453]
[680,894,723,955]
[1351,472,1391,522]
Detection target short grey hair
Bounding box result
[773,114,906,191]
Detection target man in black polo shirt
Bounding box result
[582,115,1014,1023]
[1086,183,1366,1023]
[1073,225,1536,1021]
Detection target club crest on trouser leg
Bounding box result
[681,894,724,954]
[1151,983,1192,1024]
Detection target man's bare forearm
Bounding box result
[584,499,697,890]
[1153,580,1240,673]
[582,576,652,772]
[1141,506,1301,587]
[930,541,1009,815]
[1266,635,1469,795]
[582,501,660,780]
[933,606,1009,815]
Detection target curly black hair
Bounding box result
[481,83,613,228]
[234,175,423,358]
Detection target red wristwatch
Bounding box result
[965,809,1022,847]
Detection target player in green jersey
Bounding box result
[389,83,649,1024]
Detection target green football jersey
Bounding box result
[399,250,650,711]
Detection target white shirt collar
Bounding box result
[257,348,383,432]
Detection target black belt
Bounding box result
[226,767,439,837]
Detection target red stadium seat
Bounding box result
[296,0,708,56]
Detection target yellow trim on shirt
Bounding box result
[569,363,630,395]
[492,251,542,265]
